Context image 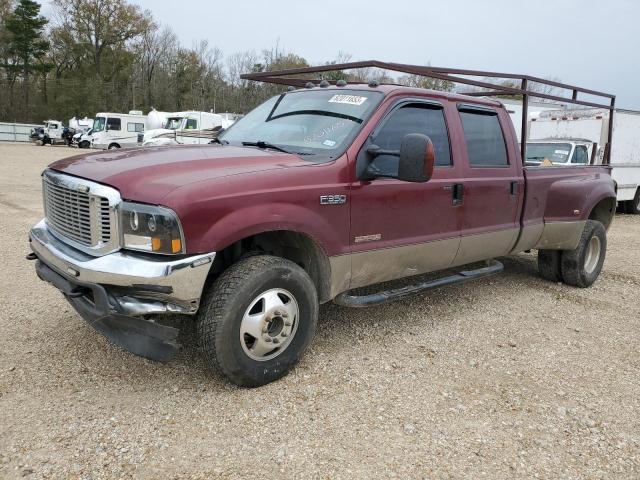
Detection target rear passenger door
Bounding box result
[451,104,523,266]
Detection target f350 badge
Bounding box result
[320,194,347,205]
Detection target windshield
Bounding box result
[165,117,183,130]
[219,89,384,161]
[526,143,572,165]
[92,117,106,132]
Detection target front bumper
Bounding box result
[29,219,216,360]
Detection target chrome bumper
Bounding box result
[29,219,215,314]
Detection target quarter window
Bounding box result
[107,118,121,131]
[185,119,198,129]
[369,104,451,177]
[127,122,144,133]
[459,108,508,167]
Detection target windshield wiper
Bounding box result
[211,137,228,145]
[242,141,293,154]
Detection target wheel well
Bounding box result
[589,197,616,230]
[108,143,120,149]
[207,231,332,303]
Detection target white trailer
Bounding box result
[500,98,568,142]
[530,108,640,213]
[90,111,146,150]
[141,111,235,147]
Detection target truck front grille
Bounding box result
[42,170,120,255]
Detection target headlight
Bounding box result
[120,202,185,254]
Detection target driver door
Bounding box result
[348,100,462,289]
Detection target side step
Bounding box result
[334,260,504,308]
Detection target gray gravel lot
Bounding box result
[1,142,639,479]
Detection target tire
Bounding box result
[625,189,640,214]
[197,255,318,387]
[108,143,120,150]
[560,220,606,288]
[538,249,562,282]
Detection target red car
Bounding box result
[28,63,617,386]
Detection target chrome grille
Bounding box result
[43,177,94,245]
[41,170,121,256]
[99,197,111,241]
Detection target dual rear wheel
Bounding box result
[538,220,607,288]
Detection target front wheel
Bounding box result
[197,255,318,387]
[561,220,606,288]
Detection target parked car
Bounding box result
[28,73,616,387]
[530,108,640,213]
[71,127,93,148]
[34,120,75,146]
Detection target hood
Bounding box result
[49,144,310,203]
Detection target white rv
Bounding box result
[530,108,640,213]
[90,111,146,150]
[141,111,235,147]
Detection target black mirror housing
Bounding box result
[397,133,435,183]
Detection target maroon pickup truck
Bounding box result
[28,70,617,386]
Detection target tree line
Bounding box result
[8,1,563,125]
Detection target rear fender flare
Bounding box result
[543,175,616,224]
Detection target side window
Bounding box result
[127,122,144,133]
[185,119,198,129]
[459,108,508,167]
[107,118,121,131]
[572,145,588,164]
[370,103,451,177]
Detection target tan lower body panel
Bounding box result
[328,254,351,298]
[510,223,544,254]
[329,226,547,298]
[328,222,585,298]
[452,228,519,268]
[534,220,586,250]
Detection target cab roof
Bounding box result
[287,82,504,108]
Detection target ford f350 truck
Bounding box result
[28,62,617,386]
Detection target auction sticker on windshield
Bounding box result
[328,94,368,106]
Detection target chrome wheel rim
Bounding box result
[584,236,601,274]
[240,288,299,362]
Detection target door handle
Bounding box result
[510,181,519,196]
[452,183,464,206]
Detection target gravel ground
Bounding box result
[1,142,639,479]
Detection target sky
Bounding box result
[46,0,640,109]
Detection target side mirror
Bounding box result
[397,133,435,183]
[105,124,110,131]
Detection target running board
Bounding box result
[334,260,504,308]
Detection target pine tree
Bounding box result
[5,0,48,110]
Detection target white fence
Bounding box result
[0,122,40,142]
